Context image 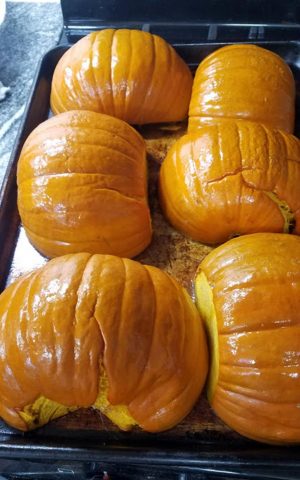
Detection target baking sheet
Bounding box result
[0,42,300,469]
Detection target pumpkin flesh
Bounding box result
[159,121,300,244]
[51,29,193,125]
[0,253,208,432]
[188,44,295,133]
[17,110,152,259]
[195,233,300,444]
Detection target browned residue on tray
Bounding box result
[136,122,212,298]
[137,122,187,165]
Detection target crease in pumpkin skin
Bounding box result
[168,275,187,362]
[20,144,143,172]
[139,37,164,121]
[195,270,219,404]
[48,142,143,165]
[217,378,300,405]
[50,54,73,114]
[116,31,130,118]
[68,47,90,110]
[20,178,149,204]
[19,172,144,184]
[135,34,156,123]
[22,224,150,255]
[219,320,300,335]
[120,30,132,119]
[25,230,151,264]
[90,259,137,430]
[213,388,300,432]
[158,44,176,118]
[123,268,181,420]
[134,266,157,392]
[0,275,37,404]
[110,258,155,405]
[19,183,148,205]
[151,38,189,122]
[188,114,274,123]
[218,387,300,420]
[50,79,67,114]
[137,379,194,431]
[90,33,104,113]
[23,125,145,158]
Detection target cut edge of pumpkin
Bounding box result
[18,367,136,431]
[93,367,136,431]
[264,191,295,233]
[18,397,78,430]
[195,270,219,404]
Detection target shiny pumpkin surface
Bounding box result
[0,253,208,432]
[188,44,295,133]
[50,29,193,125]
[195,233,300,444]
[159,120,300,244]
[17,110,152,259]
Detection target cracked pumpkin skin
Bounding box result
[0,253,208,432]
[188,44,295,133]
[17,110,152,259]
[195,233,300,444]
[159,120,300,244]
[50,29,193,125]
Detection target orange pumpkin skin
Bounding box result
[188,44,295,133]
[159,120,300,244]
[50,29,193,125]
[17,110,152,259]
[196,233,300,444]
[0,253,208,432]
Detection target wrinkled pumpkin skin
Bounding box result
[159,120,300,244]
[17,110,152,259]
[189,44,295,133]
[0,253,208,432]
[195,233,300,444]
[50,29,193,125]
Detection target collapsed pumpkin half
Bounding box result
[195,233,300,444]
[50,29,193,125]
[188,44,295,133]
[0,253,208,432]
[159,120,300,244]
[17,110,152,259]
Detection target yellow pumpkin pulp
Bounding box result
[19,368,135,431]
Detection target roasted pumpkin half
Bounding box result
[188,44,295,134]
[0,253,208,432]
[17,110,152,259]
[159,120,300,244]
[50,29,193,125]
[195,233,300,444]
